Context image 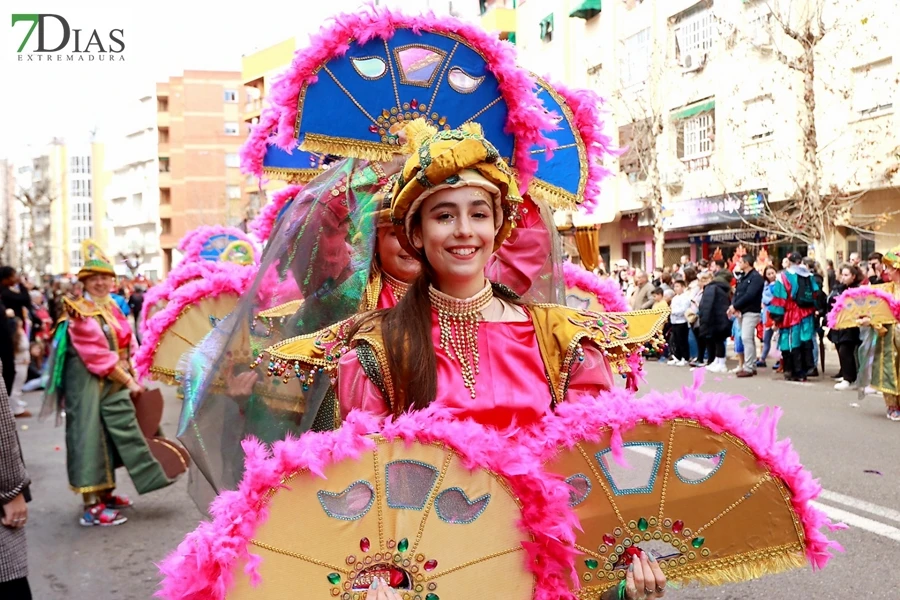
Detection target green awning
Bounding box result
[570,0,601,19]
[672,99,715,120]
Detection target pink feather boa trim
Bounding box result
[563,261,629,312]
[177,226,258,264]
[156,407,578,600]
[529,370,844,572]
[242,5,554,188]
[248,185,304,243]
[134,264,256,382]
[826,284,900,328]
[139,262,220,336]
[240,108,280,182]
[542,77,617,212]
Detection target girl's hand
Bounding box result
[369,578,402,600]
[857,316,872,327]
[625,551,667,599]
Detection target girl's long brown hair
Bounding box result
[352,263,522,416]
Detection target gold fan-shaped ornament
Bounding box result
[546,419,810,597]
[228,437,533,599]
[149,294,241,384]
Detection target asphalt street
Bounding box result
[11,351,899,599]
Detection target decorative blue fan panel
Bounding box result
[296,29,514,160]
[199,234,243,261]
[527,77,586,205]
[263,142,338,183]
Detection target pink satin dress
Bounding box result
[338,306,614,430]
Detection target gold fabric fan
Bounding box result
[564,286,608,313]
[227,436,533,599]
[830,285,897,329]
[149,294,241,384]
[546,419,809,597]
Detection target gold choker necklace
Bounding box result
[428,282,494,399]
[384,273,411,301]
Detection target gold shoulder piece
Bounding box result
[254,313,386,382]
[62,296,101,319]
[256,299,304,319]
[530,305,669,403]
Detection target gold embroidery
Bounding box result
[409,451,453,556]
[249,539,350,574]
[574,441,633,536]
[262,166,323,183]
[391,43,447,88]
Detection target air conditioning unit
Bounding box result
[682,50,705,72]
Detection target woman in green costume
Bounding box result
[42,240,177,526]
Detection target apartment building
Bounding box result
[105,92,164,281]
[0,160,15,267]
[156,70,247,273]
[485,0,897,268]
[32,137,110,275]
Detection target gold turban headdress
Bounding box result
[390,120,522,257]
[882,246,900,270]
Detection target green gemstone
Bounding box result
[691,537,705,548]
[426,594,440,600]
[398,538,409,553]
[638,518,649,532]
[585,559,599,570]
[327,572,341,585]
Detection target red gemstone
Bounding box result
[672,520,684,534]
[369,125,379,133]
[410,99,418,109]
[602,534,616,546]
[624,547,642,565]
[389,567,405,587]
[360,537,371,552]
[424,559,438,572]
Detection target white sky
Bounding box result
[0,0,468,160]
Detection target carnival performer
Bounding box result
[41,241,177,526]
[258,122,668,599]
[769,251,820,382]
[857,247,900,421]
[266,121,665,426]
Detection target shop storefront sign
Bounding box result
[663,190,766,230]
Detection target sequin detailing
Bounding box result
[434,487,491,524]
[385,460,439,510]
[317,481,376,521]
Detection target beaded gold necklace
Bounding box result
[428,281,494,399]
[383,272,412,301]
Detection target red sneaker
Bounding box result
[101,494,134,509]
[80,503,127,527]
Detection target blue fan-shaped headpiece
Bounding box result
[199,234,244,261]
[262,141,339,183]
[526,76,588,209]
[295,28,515,162]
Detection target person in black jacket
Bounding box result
[128,286,146,345]
[0,301,14,396]
[697,269,733,373]
[827,264,863,390]
[0,268,33,331]
[731,255,765,377]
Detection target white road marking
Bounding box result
[817,490,900,525]
[810,500,900,543]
